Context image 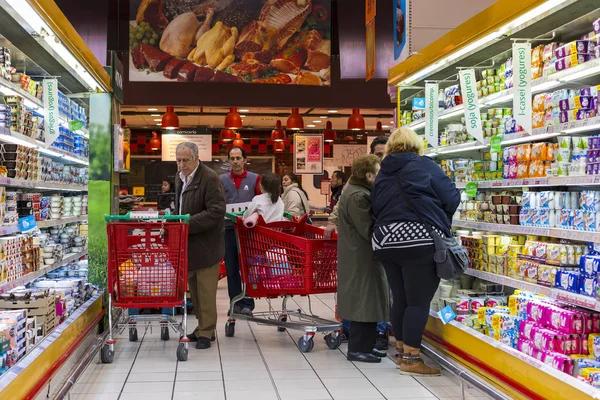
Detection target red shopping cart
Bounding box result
[225,213,342,353]
[102,212,190,363]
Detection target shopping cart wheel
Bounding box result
[176,343,188,361]
[161,326,170,341]
[297,336,315,353]
[324,333,342,350]
[129,327,138,342]
[277,315,287,332]
[225,321,235,337]
[100,344,114,364]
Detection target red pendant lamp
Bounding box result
[323,121,336,142]
[273,141,285,153]
[271,120,286,141]
[347,108,365,131]
[225,107,243,129]
[149,131,161,150]
[286,108,304,130]
[161,106,180,130]
[232,133,244,147]
[219,129,236,144]
[376,121,383,131]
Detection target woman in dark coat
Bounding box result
[337,155,389,363]
[371,128,460,376]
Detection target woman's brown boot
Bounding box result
[395,341,404,366]
[399,345,441,376]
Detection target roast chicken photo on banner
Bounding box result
[129,0,332,85]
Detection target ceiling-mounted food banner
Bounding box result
[393,0,409,62]
[129,0,332,86]
[338,0,393,79]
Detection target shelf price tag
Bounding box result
[513,42,532,135]
[425,82,439,148]
[459,69,484,144]
[465,182,478,197]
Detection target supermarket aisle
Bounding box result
[70,283,493,400]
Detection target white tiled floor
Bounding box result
[70,282,494,400]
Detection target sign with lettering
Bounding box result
[459,69,484,143]
[425,82,439,148]
[43,79,59,147]
[513,42,532,135]
[161,134,212,162]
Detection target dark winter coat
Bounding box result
[337,177,389,323]
[372,152,460,236]
[175,162,226,270]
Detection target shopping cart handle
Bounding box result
[105,211,190,222]
[225,211,295,223]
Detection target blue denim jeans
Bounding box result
[342,319,387,334]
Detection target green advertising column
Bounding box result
[88,93,113,288]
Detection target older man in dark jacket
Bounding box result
[175,142,226,350]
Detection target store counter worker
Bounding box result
[220,146,262,316]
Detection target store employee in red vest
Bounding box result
[220,147,262,316]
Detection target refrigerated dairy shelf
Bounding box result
[426,309,600,398]
[0,77,43,111]
[423,116,600,157]
[0,290,103,398]
[452,219,600,242]
[465,269,600,311]
[0,177,86,192]
[407,58,600,132]
[0,217,87,238]
[0,127,88,166]
[36,216,88,229]
[0,249,88,294]
[455,174,600,189]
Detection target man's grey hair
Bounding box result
[176,142,199,159]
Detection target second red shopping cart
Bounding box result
[225,214,342,353]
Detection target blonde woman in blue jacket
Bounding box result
[371,128,460,376]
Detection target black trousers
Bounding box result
[379,246,440,349]
[348,321,377,353]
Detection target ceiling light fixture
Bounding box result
[347,108,365,131]
[328,110,338,113]
[239,109,250,113]
[273,141,285,153]
[271,120,286,141]
[307,124,316,128]
[313,120,322,123]
[286,108,304,130]
[224,107,243,129]
[376,121,383,131]
[161,106,179,130]
[149,131,161,151]
[323,121,337,143]
[232,133,244,147]
[219,129,236,144]
[148,108,158,111]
